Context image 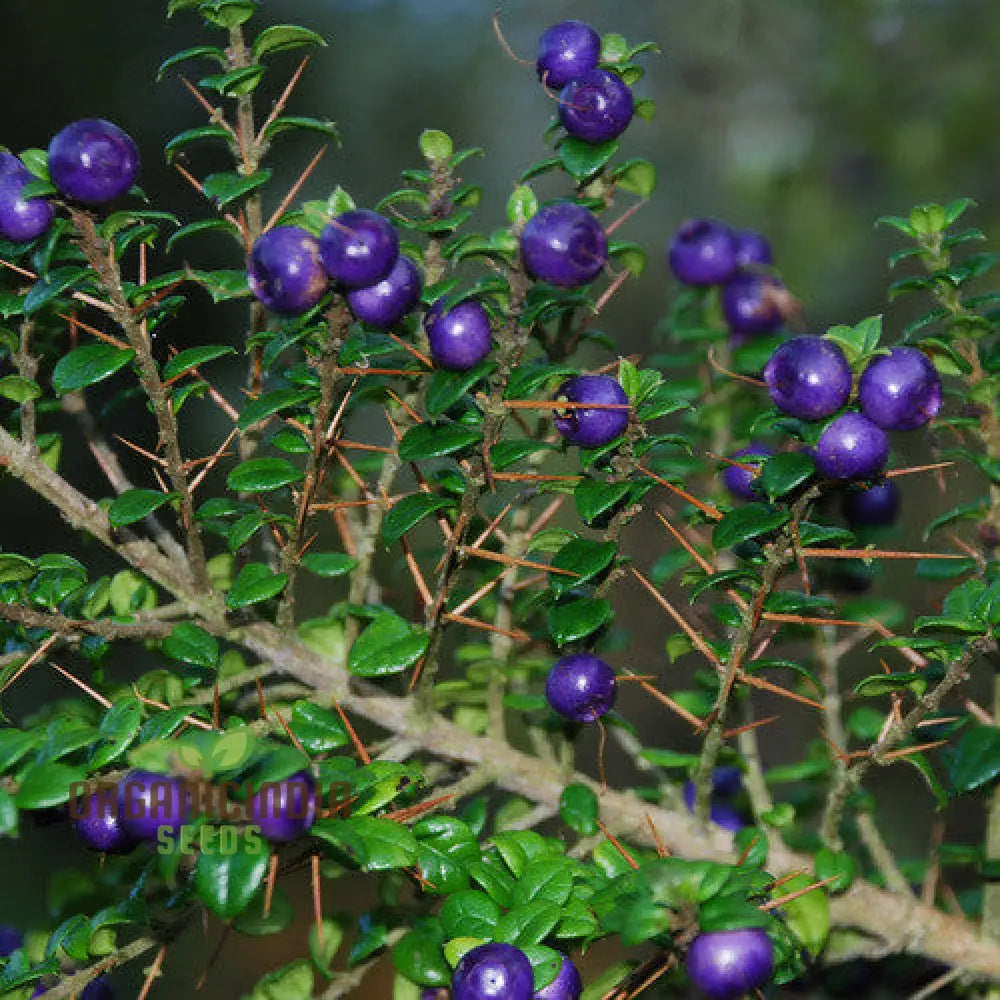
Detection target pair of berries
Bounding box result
[0,118,139,242]
[452,943,582,1000]
[668,218,785,338]
[536,21,634,145]
[73,768,317,851]
[682,766,747,833]
[249,209,421,328]
[762,336,941,481]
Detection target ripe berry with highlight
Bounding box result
[763,336,852,421]
[545,653,617,723]
[319,209,399,289]
[815,412,890,480]
[248,226,328,316]
[858,346,942,431]
[553,375,629,448]
[346,253,422,329]
[686,929,775,1000]
[48,118,140,204]
[521,202,607,288]
[537,20,601,89]
[248,769,316,842]
[668,219,738,287]
[425,298,493,371]
[559,69,634,144]
[452,942,534,1000]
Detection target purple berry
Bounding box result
[815,412,890,481]
[858,347,942,431]
[722,446,773,501]
[545,653,617,723]
[682,768,746,833]
[731,228,773,268]
[118,770,188,842]
[763,336,852,421]
[721,273,785,338]
[248,769,316,842]
[842,479,900,526]
[319,209,399,289]
[425,299,493,371]
[73,792,134,854]
[553,375,629,448]
[80,978,115,1000]
[48,119,140,205]
[0,152,23,176]
[559,69,634,145]
[521,202,607,288]
[346,253,422,329]
[668,219,738,287]
[0,926,22,958]
[0,163,54,242]
[452,942,534,1000]
[534,953,582,1000]
[248,226,328,316]
[686,929,774,1000]
[537,20,601,89]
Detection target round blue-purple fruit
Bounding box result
[559,69,634,144]
[815,412,890,481]
[682,767,746,833]
[763,336,852,421]
[545,653,617,723]
[686,929,774,1000]
[73,792,134,854]
[248,226,328,316]
[425,298,493,371]
[319,209,399,289]
[118,770,188,842]
[48,119,140,205]
[858,347,942,431]
[553,375,629,448]
[0,161,54,242]
[732,228,773,268]
[722,446,773,501]
[452,942,534,1000]
[842,479,900,527]
[537,20,601,89]
[721,273,785,338]
[521,202,607,288]
[248,769,316,843]
[668,219,738,287]
[534,953,582,1000]
[346,253,422,329]
[0,926,22,958]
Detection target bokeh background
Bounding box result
[1,0,999,996]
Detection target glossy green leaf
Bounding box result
[558,783,599,835]
[949,725,1000,793]
[15,761,85,809]
[397,423,482,462]
[348,613,428,678]
[227,457,303,492]
[289,700,349,753]
[226,562,288,609]
[313,816,418,870]
[559,138,619,181]
[239,387,317,429]
[156,44,226,80]
[548,597,613,647]
[439,891,501,940]
[760,452,814,500]
[108,489,176,528]
[52,344,136,394]
[201,169,272,207]
[0,375,42,403]
[712,503,789,550]
[549,538,616,597]
[162,622,219,668]
[301,552,357,577]
[382,493,454,546]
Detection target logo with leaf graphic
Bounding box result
[174,729,256,778]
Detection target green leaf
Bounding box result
[51,344,136,394]
[308,918,344,976]
[440,891,501,940]
[712,503,789,550]
[162,345,235,381]
[853,672,928,698]
[226,562,288,609]
[814,848,856,894]
[15,761,85,809]
[0,375,42,403]
[0,554,38,584]
[512,859,573,907]
[558,783,599,835]
[392,928,450,987]
[313,816,418,870]
[823,314,883,363]
[239,387,317,429]
[164,124,233,162]
[507,185,538,226]
[425,362,495,416]
[382,493,455,546]
[289,701,349,753]
[23,267,92,315]
[227,457,303,492]
[260,116,341,144]
[559,138,620,181]
[157,44,227,80]
[234,886,295,937]
[490,439,556,471]
[760,452,814,500]
[163,622,219,668]
[166,218,242,253]
[419,129,453,163]
[494,901,562,947]
[949,725,1000,793]
[253,24,327,60]
[194,831,270,918]
[198,0,258,28]
[612,158,656,197]
[247,959,314,1000]
[348,612,429,678]
[90,697,143,768]
[201,169,272,207]
[549,538,616,598]
[397,423,482,462]
[301,552,357,577]
[108,489,175,528]
[772,874,829,956]
[548,597,613,647]
[574,479,630,525]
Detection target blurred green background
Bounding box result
[1,0,999,996]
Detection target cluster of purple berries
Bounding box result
[0,118,140,242]
[536,20,634,146]
[762,336,941,483]
[72,768,317,852]
[668,218,787,340]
